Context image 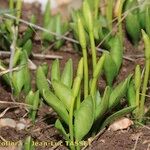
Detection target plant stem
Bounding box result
[134,64,141,121]
[94,0,101,20]
[106,0,114,30]
[69,58,83,150]
[89,32,97,70]
[16,0,22,26]
[82,47,89,98]
[6,0,14,34]
[76,89,81,110]
[90,78,97,110]
[90,53,106,111]
[139,60,150,122]
[90,78,97,97]
[69,97,76,150]
[135,88,140,120]
[9,26,17,77]
[146,6,150,36]
[9,0,14,11]
[117,0,125,45]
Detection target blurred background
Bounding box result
[23,0,83,17]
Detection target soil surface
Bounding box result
[0,1,150,150]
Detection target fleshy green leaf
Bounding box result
[0,61,11,86]
[72,58,83,97]
[52,80,74,111]
[30,90,40,123]
[13,48,21,67]
[125,12,141,45]
[54,14,64,49]
[95,86,110,121]
[83,0,93,32]
[101,106,136,129]
[109,36,123,73]
[93,52,106,78]
[55,119,69,140]
[23,52,31,94]
[125,0,141,45]
[40,63,49,76]
[74,96,94,141]
[61,59,73,88]
[22,39,33,56]
[25,91,34,105]
[43,0,51,26]
[134,65,141,90]
[36,66,49,95]
[77,14,87,48]
[12,68,24,95]
[127,80,136,107]
[42,20,55,41]
[145,7,150,36]
[23,65,31,94]
[109,75,132,108]
[12,51,27,95]
[43,90,69,124]
[142,29,150,59]
[104,52,118,86]
[95,90,101,107]
[51,59,60,81]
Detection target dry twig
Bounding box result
[0,100,32,107]
[0,66,22,76]
[0,51,63,60]
[0,107,11,118]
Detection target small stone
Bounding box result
[0,118,16,128]
[100,139,105,143]
[16,123,26,130]
[108,117,133,131]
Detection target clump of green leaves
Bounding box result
[0,50,31,97]
[25,90,40,123]
[71,0,123,88]
[33,2,134,149]
[103,34,123,86]
[70,0,120,49]
[18,15,36,49]
[124,0,141,45]
[0,0,35,55]
[36,57,135,150]
[127,30,150,123]
[0,0,37,97]
[42,0,68,50]
[124,0,150,45]
[0,1,144,149]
